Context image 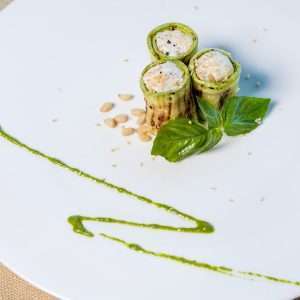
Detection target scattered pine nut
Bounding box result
[122,127,135,136]
[138,124,150,135]
[114,114,129,124]
[136,113,146,125]
[131,108,145,117]
[138,133,152,142]
[138,125,152,142]
[104,118,117,128]
[100,102,114,112]
[118,93,134,101]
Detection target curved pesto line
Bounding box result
[1,127,299,287]
[0,128,213,236]
[101,233,300,287]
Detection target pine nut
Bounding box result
[100,102,114,112]
[114,114,129,124]
[104,118,117,128]
[122,127,135,136]
[131,108,145,117]
[136,113,146,125]
[118,94,134,101]
[138,132,152,142]
[138,124,151,135]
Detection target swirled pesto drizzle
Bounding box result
[1,127,299,287]
[0,128,212,236]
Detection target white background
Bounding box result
[0,0,300,299]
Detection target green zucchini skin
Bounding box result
[147,22,198,64]
[189,48,241,108]
[140,59,196,131]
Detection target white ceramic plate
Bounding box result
[1,1,300,299]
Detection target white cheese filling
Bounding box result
[155,29,193,57]
[143,61,184,93]
[195,50,234,82]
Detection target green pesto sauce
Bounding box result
[0,128,213,236]
[1,127,299,287]
[101,233,300,287]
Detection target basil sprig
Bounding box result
[198,99,222,129]
[151,96,271,162]
[222,96,271,136]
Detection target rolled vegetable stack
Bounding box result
[147,23,198,64]
[189,48,241,108]
[140,59,196,131]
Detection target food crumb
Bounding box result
[260,197,265,202]
[104,118,117,128]
[229,198,235,203]
[111,147,120,152]
[210,187,217,191]
[100,102,114,113]
[252,39,257,43]
[112,164,117,168]
[248,151,252,156]
[96,123,102,127]
[263,27,268,32]
[193,5,199,10]
[127,140,132,145]
[123,58,129,62]
[151,156,156,160]
[140,162,144,167]
[51,118,58,123]
[118,93,134,101]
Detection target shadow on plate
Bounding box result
[211,43,276,117]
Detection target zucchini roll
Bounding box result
[189,48,241,108]
[147,23,198,64]
[140,60,196,131]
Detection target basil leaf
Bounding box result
[222,96,271,136]
[197,98,223,129]
[198,128,223,153]
[151,118,208,162]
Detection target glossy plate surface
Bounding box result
[0,1,299,299]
